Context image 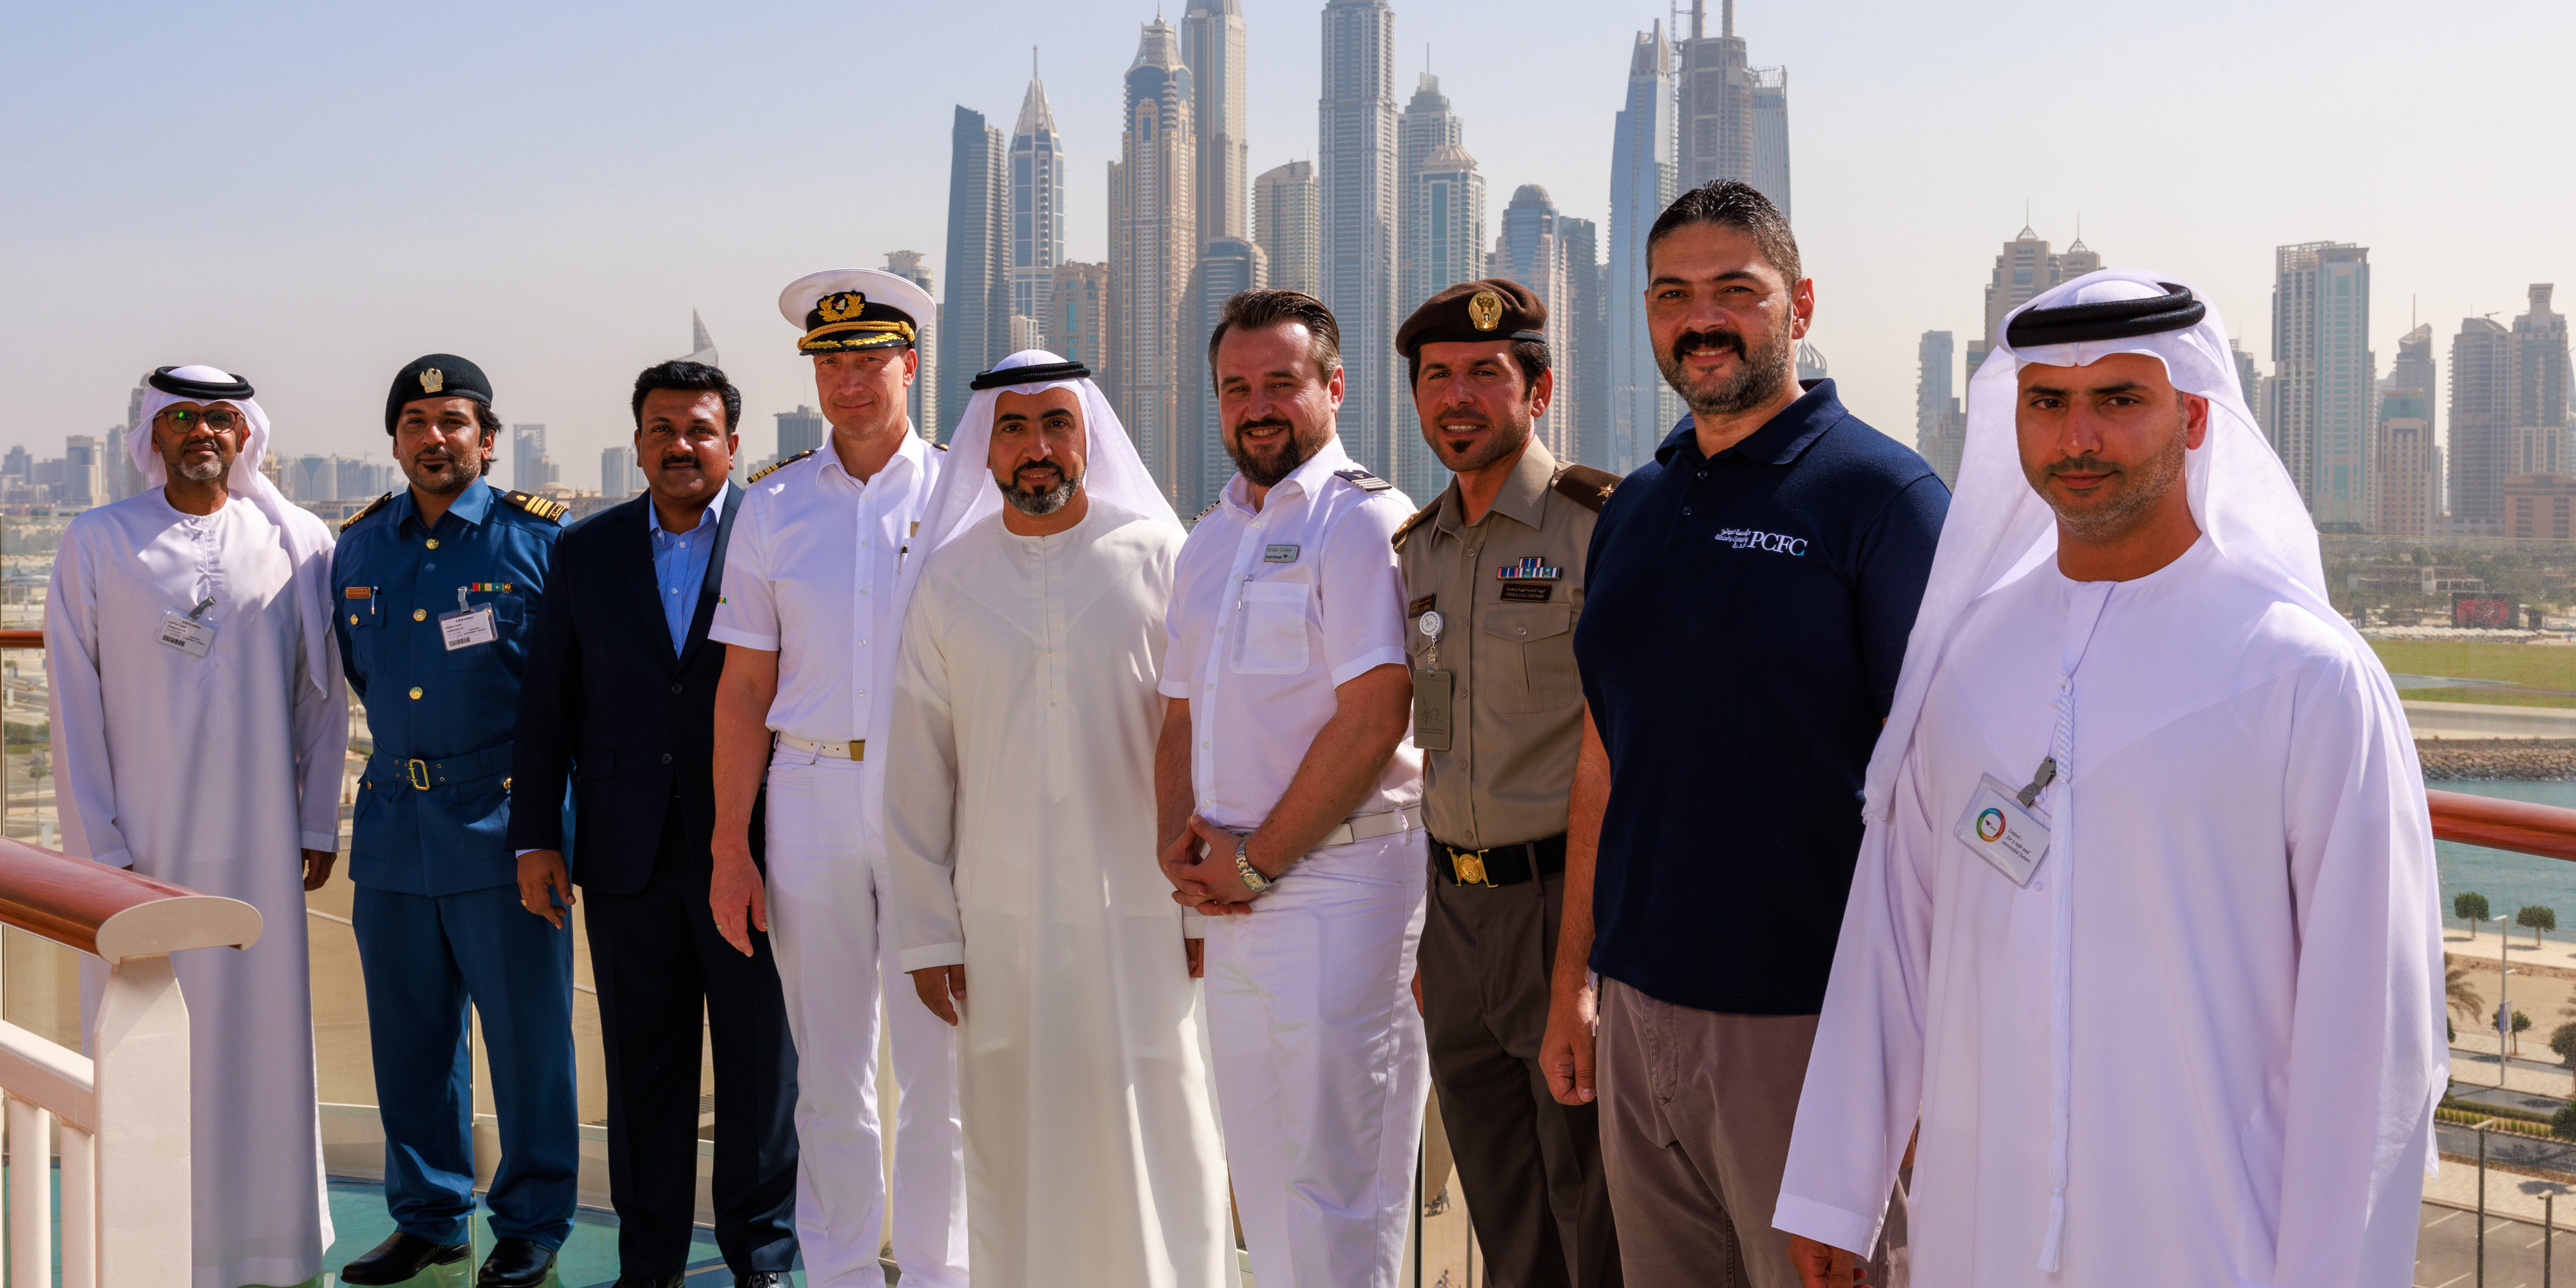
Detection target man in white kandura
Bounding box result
[1160,290,1427,1288]
[48,365,345,1288]
[888,350,1233,1287]
[710,269,967,1287]
[1772,270,2445,1288]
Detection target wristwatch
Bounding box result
[1233,833,1273,895]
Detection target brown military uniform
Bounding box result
[1396,436,1622,1288]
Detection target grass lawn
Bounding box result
[2372,639,2576,708]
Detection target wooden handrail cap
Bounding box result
[95,894,262,962]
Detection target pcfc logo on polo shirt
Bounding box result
[1716,528,1807,556]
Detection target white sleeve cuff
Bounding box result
[1769,1191,1883,1260]
[88,848,133,869]
[1329,647,1408,687]
[301,832,340,853]
[1181,915,1208,940]
[1157,676,1193,699]
[898,943,967,972]
[706,625,779,651]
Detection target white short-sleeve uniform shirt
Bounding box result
[711,432,940,837]
[1160,437,1423,854]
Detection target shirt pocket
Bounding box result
[1480,603,1578,714]
[1230,579,1315,676]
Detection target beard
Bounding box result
[2026,406,2191,540]
[401,449,480,497]
[997,460,1081,516]
[166,442,232,482]
[1655,313,1796,420]
[1226,416,1329,488]
[1421,408,1533,475]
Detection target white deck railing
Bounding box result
[0,833,261,1287]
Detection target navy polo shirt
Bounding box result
[1575,379,1947,1014]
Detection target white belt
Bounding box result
[777,733,865,761]
[1316,805,1423,849]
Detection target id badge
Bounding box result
[1412,670,1454,752]
[439,605,498,651]
[1955,773,2050,886]
[158,612,215,658]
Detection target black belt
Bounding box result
[1430,834,1566,887]
[365,743,515,793]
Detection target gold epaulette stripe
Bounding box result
[339,493,392,534]
[500,489,569,522]
[749,449,815,483]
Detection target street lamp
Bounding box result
[2500,913,2516,1083]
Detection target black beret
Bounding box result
[384,354,494,434]
[1398,278,1548,360]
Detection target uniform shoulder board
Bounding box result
[500,489,569,523]
[1550,464,1620,514]
[1390,496,1442,551]
[933,440,949,452]
[1332,467,1394,493]
[339,491,392,535]
[1194,500,1222,522]
[748,448,815,483]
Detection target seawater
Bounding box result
[2434,780,2576,922]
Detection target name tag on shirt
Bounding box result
[158,612,215,657]
[439,605,498,651]
[1955,773,2050,886]
[1264,544,1300,564]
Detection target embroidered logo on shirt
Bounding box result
[1716,528,1808,556]
[1494,556,1560,581]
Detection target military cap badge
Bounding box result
[1468,290,1504,332]
[419,368,445,394]
[818,292,866,323]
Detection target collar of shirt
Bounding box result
[1655,378,1846,469]
[1222,433,1356,517]
[813,428,933,492]
[1438,438,1556,537]
[647,480,731,543]
[392,480,495,535]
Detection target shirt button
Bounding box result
[425,539,440,549]
[662,753,674,764]
[1466,547,1479,559]
[1682,507,1692,516]
[1696,469,1708,479]
[670,683,684,694]
[413,609,426,621]
[1517,626,1528,636]
[348,614,358,625]
[408,686,423,699]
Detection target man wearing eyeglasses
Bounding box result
[46,365,346,1288]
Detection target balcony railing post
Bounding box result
[8,1095,50,1287]
[89,952,190,1285]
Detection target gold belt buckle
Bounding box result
[406,759,431,791]
[1452,848,1490,886]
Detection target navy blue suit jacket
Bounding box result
[508,488,761,893]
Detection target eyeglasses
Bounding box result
[160,408,243,432]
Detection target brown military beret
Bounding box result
[1397,278,1548,359]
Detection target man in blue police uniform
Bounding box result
[334,353,578,1288]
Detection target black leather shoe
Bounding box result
[611,1276,683,1288]
[735,1274,788,1288]
[339,1231,471,1285]
[477,1236,558,1288]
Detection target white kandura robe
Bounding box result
[1773,538,2446,1288]
[886,504,1233,1287]
[46,491,345,1288]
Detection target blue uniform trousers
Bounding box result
[353,882,579,1248]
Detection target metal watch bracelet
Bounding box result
[1233,832,1273,895]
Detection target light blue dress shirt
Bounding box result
[647,482,728,652]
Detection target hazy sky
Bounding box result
[5,0,2570,481]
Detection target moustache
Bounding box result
[1233,417,1294,439]
[659,455,703,469]
[1670,327,1747,365]
[2043,455,2123,477]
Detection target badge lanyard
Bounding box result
[439,587,498,651]
[1412,609,1453,752]
[2036,579,2114,1274]
[158,596,217,657]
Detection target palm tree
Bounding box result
[2450,964,2485,1029]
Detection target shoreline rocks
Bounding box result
[2420,739,2576,781]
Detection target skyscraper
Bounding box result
[774,405,826,462]
[685,310,718,366]
[600,446,641,498]
[2515,283,2570,468]
[1495,185,1573,462]
[1916,330,1963,485]
[1560,214,1604,468]
[1607,23,1678,474]
[512,424,558,491]
[1397,72,1466,311]
[1320,0,1399,478]
[1255,160,1320,296]
[942,106,1008,436]
[1182,0,1249,243]
[1009,63,1066,345]
[1674,1,1789,218]
[1110,18,1197,500]
[64,434,104,509]
[884,250,940,434]
[2372,388,2434,536]
[1049,261,1110,377]
[1965,225,2091,381]
[1394,134,1485,498]
[2265,242,2372,529]
[1181,236,1269,516]
[2452,314,2515,528]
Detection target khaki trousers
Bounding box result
[1594,979,1815,1288]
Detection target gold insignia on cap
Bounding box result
[818,292,866,323]
[419,368,445,394]
[1468,290,1504,332]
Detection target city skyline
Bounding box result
[6,1,2569,495]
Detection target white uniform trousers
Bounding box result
[764,748,969,1287]
[1202,833,1430,1288]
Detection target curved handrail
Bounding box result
[0,629,39,649]
[0,836,261,961]
[2427,788,2576,863]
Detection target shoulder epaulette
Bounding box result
[339,492,392,535]
[1332,466,1394,493]
[1194,500,1222,523]
[1390,495,1443,551]
[1550,464,1620,514]
[933,441,949,452]
[748,448,815,483]
[501,489,569,523]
